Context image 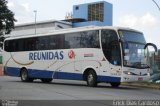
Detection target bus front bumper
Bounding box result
[121,75,150,82]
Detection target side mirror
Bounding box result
[144,43,157,52]
[144,43,158,61]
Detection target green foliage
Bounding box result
[0,0,16,36]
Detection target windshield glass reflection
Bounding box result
[119,30,149,69]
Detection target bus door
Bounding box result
[109,40,122,77]
[101,30,122,77]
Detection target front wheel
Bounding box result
[20,68,33,82]
[110,82,120,87]
[86,70,97,87]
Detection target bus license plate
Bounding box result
[138,77,143,81]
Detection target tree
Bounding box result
[0,0,16,37]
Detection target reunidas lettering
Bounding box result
[29,51,64,60]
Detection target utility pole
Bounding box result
[34,10,37,34]
[152,0,160,11]
[2,21,6,35]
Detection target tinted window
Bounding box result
[4,40,13,52]
[24,37,38,51]
[17,39,25,51]
[49,35,64,50]
[4,30,100,52]
[101,30,121,65]
[65,30,99,49]
[38,36,49,50]
[80,31,99,48]
[65,32,81,48]
[119,30,146,44]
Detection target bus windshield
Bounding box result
[119,30,149,69]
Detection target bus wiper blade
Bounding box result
[133,62,149,69]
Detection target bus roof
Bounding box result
[5,26,142,40]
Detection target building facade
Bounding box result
[72,1,113,27]
[7,20,72,37]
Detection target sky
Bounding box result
[7,0,160,49]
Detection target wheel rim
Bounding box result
[22,70,27,81]
[88,73,93,84]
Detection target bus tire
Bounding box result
[20,68,33,82]
[41,78,53,83]
[86,70,97,87]
[110,82,120,87]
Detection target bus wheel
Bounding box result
[86,70,97,87]
[20,68,33,82]
[41,78,53,83]
[110,82,120,87]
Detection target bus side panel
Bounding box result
[4,66,84,81]
[4,66,121,82]
[97,76,121,82]
[28,69,53,79]
[5,67,20,77]
[28,69,83,80]
[78,48,121,83]
[56,71,83,80]
[3,48,121,82]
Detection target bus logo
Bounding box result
[68,50,75,59]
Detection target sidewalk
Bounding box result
[121,82,160,90]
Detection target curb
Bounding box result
[121,83,160,90]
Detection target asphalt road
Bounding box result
[0,76,160,106]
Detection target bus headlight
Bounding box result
[123,71,136,75]
[124,71,131,75]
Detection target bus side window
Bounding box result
[12,40,18,52]
[80,31,100,48]
[49,35,64,50]
[25,37,38,51]
[4,41,8,52]
[5,40,13,52]
[38,37,49,50]
[65,30,99,49]
[65,32,81,49]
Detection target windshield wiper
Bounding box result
[132,62,150,69]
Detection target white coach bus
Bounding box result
[3,26,157,87]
